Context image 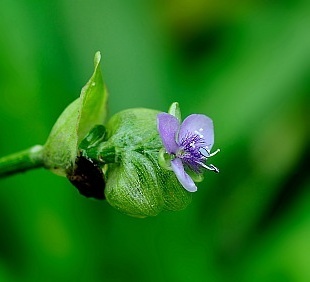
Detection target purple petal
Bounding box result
[178,114,214,151]
[171,158,197,192]
[157,113,180,154]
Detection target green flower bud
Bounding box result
[87,109,192,218]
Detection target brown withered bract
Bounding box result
[67,156,105,200]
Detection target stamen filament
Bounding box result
[208,148,220,157]
[195,161,219,173]
[199,148,220,158]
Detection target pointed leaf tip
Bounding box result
[78,51,108,143]
[94,51,101,66]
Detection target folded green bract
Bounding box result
[103,109,191,218]
[43,52,108,176]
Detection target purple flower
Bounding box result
[157,113,219,192]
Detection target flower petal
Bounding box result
[178,114,214,150]
[171,158,197,192]
[157,113,179,154]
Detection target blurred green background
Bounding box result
[0,0,310,281]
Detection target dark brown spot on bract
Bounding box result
[67,156,105,200]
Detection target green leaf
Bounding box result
[77,51,108,143]
[43,52,108,176]
[79,125,107,152]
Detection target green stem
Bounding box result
[0,145,44,178]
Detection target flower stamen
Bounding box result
[199,148,220,158]
[195,161,219,173]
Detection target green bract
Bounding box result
[43,52,108,176]
[101,109,192,218]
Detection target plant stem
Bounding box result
[0,145,44,178]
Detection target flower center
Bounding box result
[177,132,219,173]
